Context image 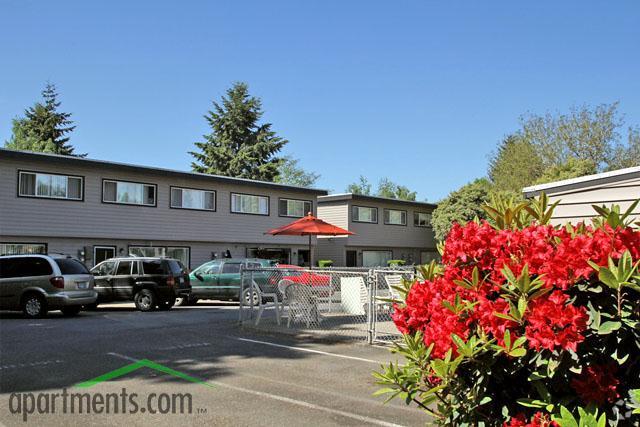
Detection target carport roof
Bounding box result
[0,148,329,194]
[318,193,437,209]
[523,165,640,197]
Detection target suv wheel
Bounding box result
[22,293,47,318]
[61,306,82,316]
[177,296,198,306]
[242,288,260,306]
[134,289,156,312]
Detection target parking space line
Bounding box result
[106,352,402,427]
[0,359,64,370]
[234,337,381,364]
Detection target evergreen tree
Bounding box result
[275,156,320,188]
[190,82,287,181]
[488,135,544,193]
[5,83,80,156]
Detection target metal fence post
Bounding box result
[238,265,245,324]
[367,269,375,344]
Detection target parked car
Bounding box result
[0,254,97,318]
[181,258,276,306]
[276,264,331,288]
[90,257,191,311]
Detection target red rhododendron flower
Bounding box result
[571,364,620,405]
[525,291,588,352]
[503,412,559,427]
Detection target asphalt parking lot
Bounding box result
[0,303,425,426]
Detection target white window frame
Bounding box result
[384,209,407,226]
[18,171,83,201]
[231,193,269,216]
[352,206,378,223]
[128,246,190,268]
[170,187,216,211]
[414,212,432,228]
[279,198,312,218]
[102,180,157,206]
[0,242,47,255]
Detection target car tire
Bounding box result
[158,298,175,311]
[242,288,261,306]
[22,293,47,318]
[134,289,157,312]
[61,306,82,316]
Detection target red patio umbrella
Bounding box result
[265,212,354,266]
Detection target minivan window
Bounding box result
[142,260,164,275]
[1,257,53,278]
[55,258,89,275]
[221,263,242,274]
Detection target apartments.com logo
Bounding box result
[8,359,212,422]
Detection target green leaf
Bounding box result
[598,321,622,335]
[598,267,620,289]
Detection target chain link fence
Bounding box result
[238,266,415,344]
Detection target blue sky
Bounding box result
[1,1,638,201]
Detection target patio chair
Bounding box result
[285,283,320,328]
[253,282,282,326]
[383,274,403,301]
[276,279,294,314]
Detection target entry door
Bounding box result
[346,250,358,267]
[94,246,116,266]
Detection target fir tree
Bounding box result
[190,82,287,181]
[5,83,81,156]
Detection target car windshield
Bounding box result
[55,258,89,275]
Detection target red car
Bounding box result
[272,264,331,288]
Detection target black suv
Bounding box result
[90,257,191,311]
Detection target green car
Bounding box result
[180,258,275,306]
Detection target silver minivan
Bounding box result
[0,254,97,318]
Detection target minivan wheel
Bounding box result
[134,289,156,312]
[61,306,82,316]
[22,294,47,318]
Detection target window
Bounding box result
[141,260,164,275]
[167,260,186,275]
[352,206,378,223]
[362,251,393,267]
[129,246,190,268]
[414,212,432,228]
[195,261,220,274]
[91,260,116,276]
[54,258,89,275]
[18,171,83,200]
[116,261,133,275]
[171,187,216,211]
[279,199,312,217]
[221,263,242,274]
[93,246,116,265]
[103,180,156,206]
[0,257,53,278]
[0,243,47,255]
[384,209,407,226]
[231,193,269,215]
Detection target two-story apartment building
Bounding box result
[316,193,438,267]
[0,149,328,268]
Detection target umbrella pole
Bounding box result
[309,234,312,267]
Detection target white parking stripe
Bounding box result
[106,352,402,427]
[0,359,64,370]
[235,337,381,364]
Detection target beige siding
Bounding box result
[317,201,349,230]
[544,177,640,225]
[0,155,321,246]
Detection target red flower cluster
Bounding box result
[571,364,620,405]
[393,220,640,358]
[504,412,559,427]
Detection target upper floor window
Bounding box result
[414,212,432,227]
[171,187,216,211]
[231,193,269,215]
[352,206,377,223]
[279,198,312,217]
[384,209,407,226]
[18,171,83,201]
[103,180,156,206]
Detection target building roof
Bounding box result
[318,193,437,209]
[522,165,640,196]
[0,148,329,195]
